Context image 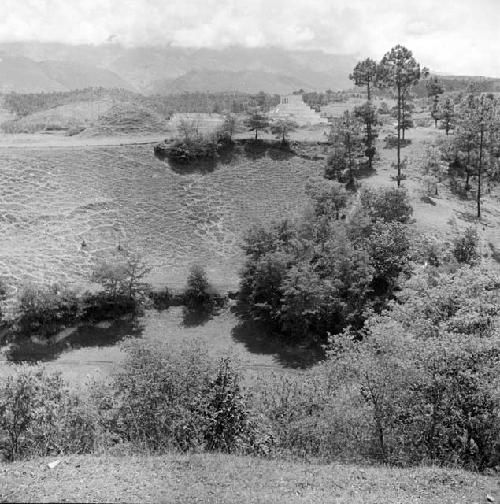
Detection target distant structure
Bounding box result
[168,113,224,136]
[269,94,328,126]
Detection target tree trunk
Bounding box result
[478,127,484,218]
[465,147,471,191]
[397,84,401,187]
[367,122,373,170]
[255,129,258,141]
[367,82,371,102]
[375,415,386,460]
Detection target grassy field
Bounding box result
[1,452,498,503]
[0,143,322,294]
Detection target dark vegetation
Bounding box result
[0,255,221,342]
[238,182,413,346]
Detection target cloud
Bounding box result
[0,0,498,76]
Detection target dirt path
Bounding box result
[0,133,167,149]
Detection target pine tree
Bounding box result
[379,45,427,186]
[349,58,379,101]
[350,58,381,171]
[354,101,379,170]
[426,77,444,128]
[441,97,455,135]
[326,110,365,187]
[454,93,499,217]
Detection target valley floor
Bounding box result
[1,453,498,503]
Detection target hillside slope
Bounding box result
[0,55,133,93]
[0,43,356,94]
[150,69,312,94]
[39,60,133,91]
[1,453,497,503]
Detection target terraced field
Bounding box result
[0,144,322,292]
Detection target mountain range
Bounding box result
[0,42,357,94]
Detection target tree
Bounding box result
[326,110,365,186]
[400,90,415,140]
[441,97,455,135]
[92,253,150,301]
[243,107,270,140]
[354,101,379,170]
[420,145,447,196]
[185,265,211,308]
[178,119,199,141]
[454,93,499,217]
[426,77,444,127]
[220,113,237,141]
[379,45,427,186]
[350,58,379,100]
[270,118,299,144]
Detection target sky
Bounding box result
[0,0,499,76]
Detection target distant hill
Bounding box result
[39,60,133,91]
[0,55,133,93]
[412,74,500,98]
[2,42,500,97]
[0,56,66,93]
[0,42,355,94]
[149,70,312,94]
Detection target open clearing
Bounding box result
[0,142,322,292]
[1,452,498,503]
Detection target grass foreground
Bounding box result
[1,452,498,503]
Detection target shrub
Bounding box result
[329,311,500,468]
[383,134,411,149]
[393,267,500,339]
[165,138,217,164]
[305,179,348,220]
[453,226,480,265]
[92,254,151,302]
[184,265,212,308]
[109,340,214,451]
[90,254,151,318]
[15,282,80,336]
[202,358,255,453]
[106,340,258,454]
[358,186,413,224]
[0,367,96,460]
[148,287,171,310]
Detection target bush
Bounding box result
[393,267,500,339]
[80,291,137,321]
[148,287,171,310]
[105,340,258,454]
[202,358,256,453]
[383,135,411,149]
[165,138,217,164]
[358,186,413,224]
[453,227,480,265]
[15,283,80,336]
[0,367,96,460]
[329,307,500,469]
[184,265,212,308]
[92,254,151,302]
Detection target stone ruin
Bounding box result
[269,94,329,126]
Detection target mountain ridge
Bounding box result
[0,42,356,94]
